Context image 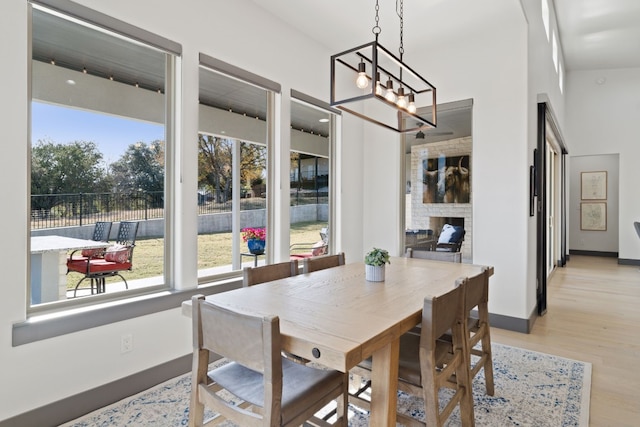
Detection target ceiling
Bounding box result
[248,0,640,71]
[33,1,640,147]
[554,0,640,70]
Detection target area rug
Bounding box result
[60,343,591,426]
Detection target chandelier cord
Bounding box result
[397,0,404,59]
[372,0,382,41]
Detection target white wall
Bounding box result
[569,155,619,252]
[566,68,640,260]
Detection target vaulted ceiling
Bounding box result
[33,1,640,147]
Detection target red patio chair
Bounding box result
[67,221,139,297]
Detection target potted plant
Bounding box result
[364,247,390,281]
[241,227,266,254]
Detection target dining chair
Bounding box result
[243,259,307,365]
[243,259,299,287]
[189,295,348,427]
[441,266,495,396]
[302,252,345,274]
[349,278,475,426]
[406,247,462,263]
[404,247,461,336]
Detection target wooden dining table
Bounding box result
[182,256,493,425]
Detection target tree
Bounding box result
[110,140,165,193]
[31,139,112,211]
[198,135,266,203]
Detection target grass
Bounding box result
[66,221,327,288]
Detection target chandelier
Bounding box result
[330,0,436,133]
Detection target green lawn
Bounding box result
[66,221,327,288]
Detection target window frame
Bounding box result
[196,54,281,279]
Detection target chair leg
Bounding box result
[114,274,129,290]
[189,349,208,427]
[481,328,494,396]
[335,376,348,426]
[73,277,89,298]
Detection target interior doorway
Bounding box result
[536,102,568,315]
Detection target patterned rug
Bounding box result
[60,343,591,426]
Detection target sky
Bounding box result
[31,102,164,166]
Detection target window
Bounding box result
[559,62,564,93]
[552,32,559,72]
[197,55,279,277]
[29,1,179,309]
[541,0,550,42]
[289,94,338,258]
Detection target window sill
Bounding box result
[13,277,242,346]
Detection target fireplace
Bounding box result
[409,137,472,261]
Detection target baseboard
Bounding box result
[489,310,535,334]
[618,258,640,266]
[0,354,193,427]
[569,249,618,258]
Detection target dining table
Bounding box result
[30,235,111,304]
[182,256,493,425]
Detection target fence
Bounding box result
[31,190,327,230]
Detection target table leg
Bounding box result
[30,251,67,304]
[369,337,400,425]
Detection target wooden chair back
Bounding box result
[389,278,474,427]
[422,279,466,349]
[243,259,298,287]
[303,252,345,274]
[191,295,281,425]
[189,295,348,427]
[406,247,462,263]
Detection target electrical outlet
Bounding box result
[121,333,133,353]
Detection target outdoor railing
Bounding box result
[31,190,327,230]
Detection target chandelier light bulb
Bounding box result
[385,78,397,103]
[396,87,408,109]
[355,61,370,89]
[407,93,417,113]
[374,72,384,96]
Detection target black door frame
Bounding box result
[536,102,568,316]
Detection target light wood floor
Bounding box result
[490,255,640,427]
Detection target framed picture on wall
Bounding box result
[581,171,607,200]
[580,202,607,231]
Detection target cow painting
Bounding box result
[422,155,470,203]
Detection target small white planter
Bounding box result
[365,264,385,282]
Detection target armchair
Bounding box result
[67,221,113,262]
[67,221,139,297]
[290,227,329,260]
[435,224,465,252]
